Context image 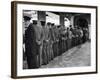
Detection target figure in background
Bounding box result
[66,27,72,50]
[55,26,60,57]
[82,28,88,43]
[69,25,74,48]
[74,27,78,46]
[77,27,83,46]
[61,25,67,53]
[69,25,74,32]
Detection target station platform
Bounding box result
[41,42,91,68]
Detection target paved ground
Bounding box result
[41,42,91,68]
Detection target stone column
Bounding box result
[70,16,74,27]
[60,13,65,26]
[37,11,46,26]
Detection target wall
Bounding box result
[0,0,99,80]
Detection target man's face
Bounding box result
[24,20,30,28]
[41,24,45,27]
[47,25,51,28]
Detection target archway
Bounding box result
[76,18,88,28]
[76,18,89,43]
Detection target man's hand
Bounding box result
[36,40,42,45]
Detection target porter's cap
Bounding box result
[23,12,32,20]
[51,23,55,26]
[47,22,51,25]
[32,20,37,24]
[23,16,31,21]
[57,25,61,28]
[40,21,45,26]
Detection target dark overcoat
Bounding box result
[25,23,39,69]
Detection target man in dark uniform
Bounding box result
[25,19,39,69]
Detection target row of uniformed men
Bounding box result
[24,16,87,69]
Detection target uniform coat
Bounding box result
[25,23,39,69]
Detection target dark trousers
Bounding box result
[42,41,49,65]
[26,43,40,69]
[71,37,75,47]
[58,39,62,55]
[53,42,57,58]
[53,40,59,57]
[77,37,79,45]
[82,36,86,43]
[61,39,66,53]
[56,41,59,57]
[26,55,38,69]
[66,39,68,51]
[62,40,64,53]
[64,40,67,52]
[48,42,54,61]
[67,38,72,50]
